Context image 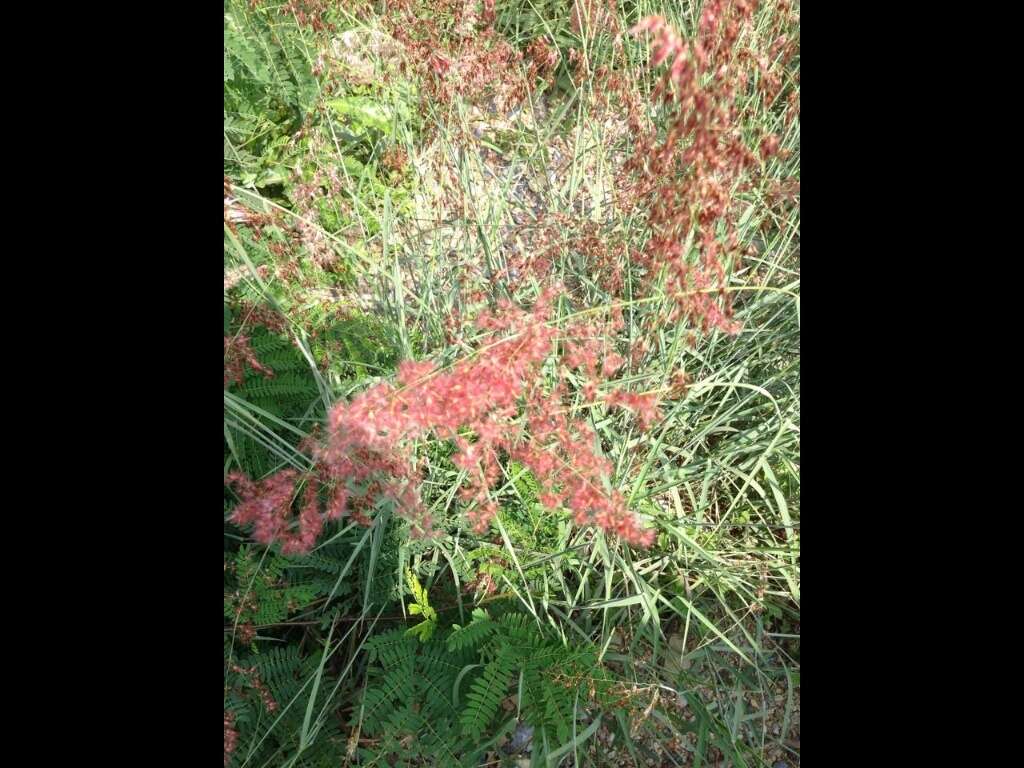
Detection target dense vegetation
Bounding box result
[224,1,800,765]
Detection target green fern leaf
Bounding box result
[460,649,515,741]
[446,608,495,653]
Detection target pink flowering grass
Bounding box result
[627,2,776,335]
[228,287,660,552]
[223,1,800,762]
[225,2,800,558]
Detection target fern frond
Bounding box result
[510,461,541,503]
[460,649,516,741]
[253,645,302,683]
[240,372,318,403]
[446,608,495,653]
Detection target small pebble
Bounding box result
[508,723,534,753]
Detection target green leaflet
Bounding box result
[405,568,438,642]
[327,96,393,135]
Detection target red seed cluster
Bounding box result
[224,195,280,241]
[570,0,619,37]
[224,335,274,388]
[230,301,290,337]
[385,0,529,114]
[228,287,657,550]
[224,710,238,767]
[225,162,347,274]
[628,4,765,335]
[319,287,563,537]
[493,214,632,299]
[514,381,656,547]
[230,663,278,713]
[526,37,560,83]
[236,623,256,646]
[571,219,630,297]
[227,469,346,555]
[280,0,337,33]
[605,389,662,431]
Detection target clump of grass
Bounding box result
[224,1,799,765]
